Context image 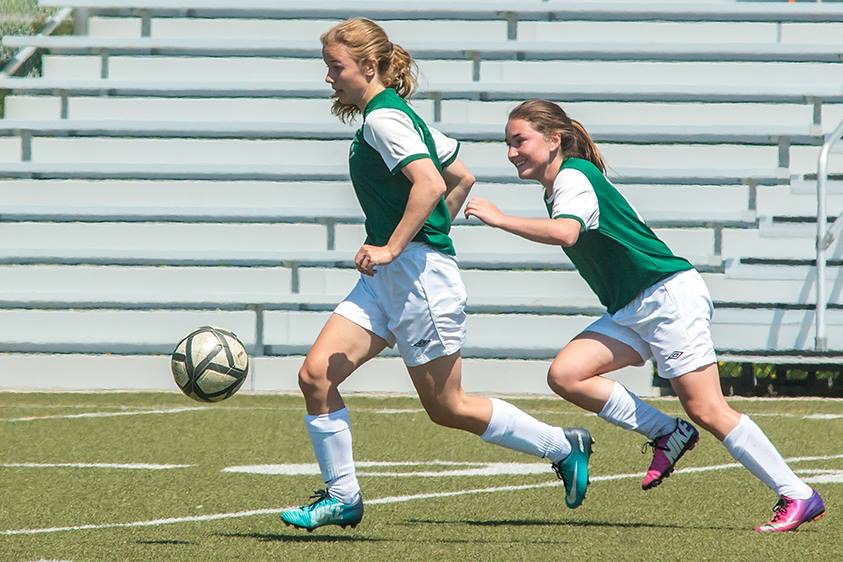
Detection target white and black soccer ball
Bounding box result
[171,326,249,402]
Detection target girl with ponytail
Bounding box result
[281,23,593,532]
[465,99,824,533]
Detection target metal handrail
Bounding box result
[815,117,843,351]
[1,8,72,78]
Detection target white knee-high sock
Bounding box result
[598,381,676,440]
[305,408,361,505]
[480,398,571,463]
[723,414,813,499]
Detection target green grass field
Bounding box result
[0,391,840,561]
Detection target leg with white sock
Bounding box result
[480,397,571,463]
[545,331,701,491]
[305,408,361,504]
[548,332,675,440]
[670,363,811,497]
[723,413,826,532]
[598,376,701,490]
[671,363,824,532]
[723,414,812,500]
[408,353,570,461]
[478,396,597,508]
[408,352,595,508]
[295,314,387,501]
[598,380,678,440]
[280,314,388,531]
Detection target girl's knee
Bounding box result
[426,407,458,429]
[684,401,734,432]
[423,398,466,429]
[426,407,455,428]
[298,359,329,396]
[547,363,588,396]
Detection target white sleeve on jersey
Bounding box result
[427,124,460,165]
[363,108,459,173]
[549,167,600,230]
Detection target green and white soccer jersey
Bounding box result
[349,88,459,255]
[544,158,693,314]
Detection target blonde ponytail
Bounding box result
[381,42,417,101]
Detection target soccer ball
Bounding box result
[171,326,249,402]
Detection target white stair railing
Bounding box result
[815,118,843,351]
[1,8,72,77]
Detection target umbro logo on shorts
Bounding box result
[667,351,684,360]
[412,339,431,348]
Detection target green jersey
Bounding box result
[544,158,693,313]
[348,88,459,255]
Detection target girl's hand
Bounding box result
[464,197,505,227]
[354,244,396,276]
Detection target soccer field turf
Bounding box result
[0,391,839,561]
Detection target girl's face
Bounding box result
[505,118,561,186]
[322,42,375,110]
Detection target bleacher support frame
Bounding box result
[816,118,843,351]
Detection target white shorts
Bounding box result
[584,269,717,379]
[334,242,467,367]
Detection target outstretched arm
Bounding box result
[464,197,582,247]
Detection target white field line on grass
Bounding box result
[0,403,195,410]
[0,406,210,422]
[0,463,191,470]
[751,413,843,420]
[0,404,425,415]
[3,453,842,537]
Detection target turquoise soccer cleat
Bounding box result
[552,428,594,509]
[280,489,364,532]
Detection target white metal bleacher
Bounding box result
[34,1,843,39]
[8,36,843,63]
[0,119,826,171]
[1,0,842,394]
[3,80,842,134]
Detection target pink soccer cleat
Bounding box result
[641,418,699,490]
[755,490,826,533]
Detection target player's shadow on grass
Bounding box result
[136,539,194,545]
[407,518,742,532]
[220,530,568,546]
[216,531,384,543]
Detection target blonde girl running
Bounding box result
[280,24,593,532]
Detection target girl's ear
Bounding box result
[547,131,562,152]
[361,58,378,81]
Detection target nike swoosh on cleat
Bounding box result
[309,504,343,527]
[567,464,578,505]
